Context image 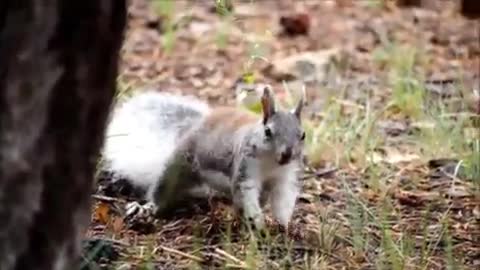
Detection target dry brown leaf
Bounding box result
[94,202,111,224]
[111,216,125,233]
[279,13,311,36]
[395,190,439,207]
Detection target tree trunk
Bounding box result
[0,1,126,269]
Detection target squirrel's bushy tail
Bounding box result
[101,90,210,191]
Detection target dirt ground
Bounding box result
[86,1,480,269]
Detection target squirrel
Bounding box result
[101,85,305,229]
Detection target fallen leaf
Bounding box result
[298,193,315,204]
[279,13,311,36]
[94,202,111,224]
[395,190,439,207]
[111,216,125,234]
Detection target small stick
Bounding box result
[92,194,123,203]
[225,263,249,269]
[207,253,248,269]
[214,248,246,266]
[314,167,338,178]
[87,236,129,247]
[157,245,204,263]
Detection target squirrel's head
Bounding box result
[259,85,305,166]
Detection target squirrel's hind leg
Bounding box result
[148,156,203,218]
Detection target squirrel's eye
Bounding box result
[300,132,306,141]
[265,127,272,138]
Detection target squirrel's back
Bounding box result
[180,107,259,176]
[202,107,258,133]
[101,90,210,190]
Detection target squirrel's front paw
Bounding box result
[247,214,265,230]
[124,201,157,233]
[242,207,265,230]
[125,201,155,218]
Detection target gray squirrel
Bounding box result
[101,85,305,229]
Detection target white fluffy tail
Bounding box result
[101,90,210,191]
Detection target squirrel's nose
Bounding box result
[278,147,292,165]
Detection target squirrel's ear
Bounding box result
[261,85,276,124]
[293,85,305,120]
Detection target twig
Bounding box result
[301,167,339,180]
[225,263,249,269]
[92,194,123,203]
[87,236,129,247]
[314,167,338,178]
[332,98,366,110]
[214,248,246,266]
[156,245,204,263]
[206,251,247,269]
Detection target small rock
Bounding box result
[191,78,205,88]
[189,21,213,38]
[428,158,468,180]
[411,121,435,130]
[428,158,459,169]
[264,48,342,82]
[369,148,420,165]
[424,76,457,98]
[473,206,480,220]
[446,186,472,198]
[377,120,408,137]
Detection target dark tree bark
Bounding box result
[459,0,480,122]
[0,1,126,269]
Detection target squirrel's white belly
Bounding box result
[259,159,298,181]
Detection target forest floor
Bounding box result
[86,0,479,269]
